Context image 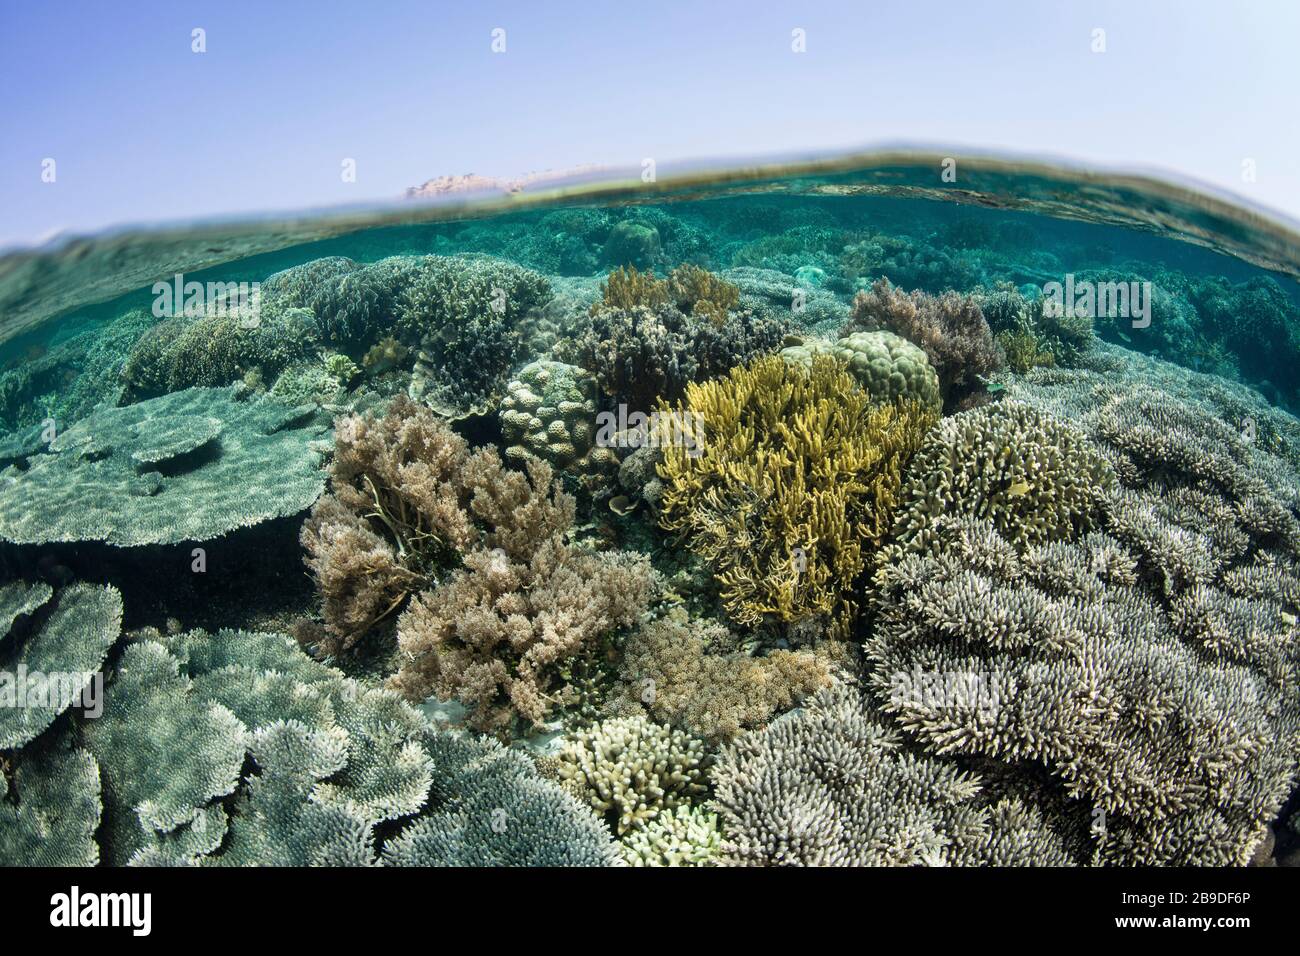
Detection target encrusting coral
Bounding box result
[656,353,936,636]
[0,386,327,546]
[847,278,1004,409]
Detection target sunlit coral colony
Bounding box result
[3,162,1300,870]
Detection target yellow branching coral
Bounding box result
[656,354,936,635]
[592,265,669,313]
[667,264,740,328]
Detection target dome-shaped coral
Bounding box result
[781,331,941,413]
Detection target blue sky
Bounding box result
[2,0,1297,248]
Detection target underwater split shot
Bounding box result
[1,0,1298,939]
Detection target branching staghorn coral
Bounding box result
[618,611,833,743]
[887,400,1115,555]
[710,685,1076,866]
[0,386,328,546]
[864,346,1300,864]
[557,713,709,835]
[847,278,1004,409]
[657,353,935,636]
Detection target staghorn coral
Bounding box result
[710,685,1076,866]
[847,278,1004,409]
[781,330,942,414]
[618,612,833,743]
[887,400,1115,555]
[0,386,327,546]
[557,713,708,835]
[657,353,936,636]
[593,265,670,313]
[561,269,790,413]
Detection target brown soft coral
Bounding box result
[392,536,658,736]
[301,395,479,653]
[619,612,834,743]
[847,278,1004,409]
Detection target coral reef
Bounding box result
[657,353,935,635]
[0,386,327,546]
[847,278,1004,409]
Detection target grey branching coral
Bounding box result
[0,386,328,546]
[711,685,1075,866]
[887,400,1115,555]
[847,278,1004,409]
[865,345,1300,864]
[618,612,833,743]
[557,713,709,835]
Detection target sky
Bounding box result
[1,0,1298,249]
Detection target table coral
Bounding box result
[0,385,327,546]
